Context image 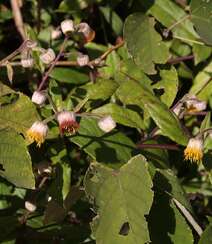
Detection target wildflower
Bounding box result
[25,201,37,212]
[98,115,116,133]
[184,137,203,163]
[77,53,89,66]
[21,58,34,68]
[77,22,95,43]
[57,111,79,135]
[61,19,74,35]
[39,48,56,64]
[185,95,206,113]
[26,121,48,147]
[31,91,46,105]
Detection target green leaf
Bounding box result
[50,67,89,84]
[116,79,188,145]
[190,0,212,45]
[84,155,154,244]
[124,13,169,74]
[153,67,179,107]
[92,103,145,129]
[193,44,212,65]
[70,118,135,166]
[100,6,123,36]
[0,129,35,189]
[148,0,199,42]
[148,192,193,244]
[0,84,39,135]
[199,224,212,244]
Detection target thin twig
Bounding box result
[37,36,69,91]
[168,55,194,64]
[173,198,203,236]
[137,143,179,151]
[10,0,26,40]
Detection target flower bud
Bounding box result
[57,111,79,135]
[51,28,62,40]
[21,58,34,68]
[98,116,116,133]
[185,95,206,112]
[31,91,46,105]
[25,201,37,212]
[39,48,56,64]
[37,162,52,175]
[77,53,89,66]
[61,19,74,35]
[77,22,95,43]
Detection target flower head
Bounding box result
[57,111,79,135]
[21,58,34,68]
[61,19,74,35]
[39,48,56,64]
[77,53,89,66]
[26,121,48,147]
[51,28,62,40]
[184,138,203,163]
[98,115,116,133]
[185,95,206,113]
[77,22,95,43]
[25,201,37,212]
[31,91,46,105]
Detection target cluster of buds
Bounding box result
[60,19,95,43]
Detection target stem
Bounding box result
[195,78,212,96]
[168,55,194,64]
[173,198,203,236]
[42,114,56,124]
[37,36,69,91]
[137,143,179,151]
[47,94,58,113]
[73,96,89,113]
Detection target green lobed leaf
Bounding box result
[124,13,169,74]
[0,83,39,135]
[153,67,179,107]
[116,79,188,145]
[190,0,212,45]
[0,129,35,189]
[92,103,145,129]
[84,155,154,244]
[148,0,199,42]
[50,67,89,84]
[70,118,135,166]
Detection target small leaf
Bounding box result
[0,129,35,189]
[84,155,154,244]
[193,44,212,65]
[124,13,169,74]
[190,0,212,45]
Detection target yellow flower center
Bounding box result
[26,129,45,147]
[184,147,203,163]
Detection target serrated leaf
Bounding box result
[148,192,193,244]
[0,84,39,135]
[84,155,153,244]
[124,13,169,74]
[70,118,135,166]
[0,129,35,189]
[190,0,212,45]
[148,0,199,42]
[92,103,145,129]
[153,67,179,107]
[116,79,188,145]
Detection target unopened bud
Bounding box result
[37,162,52,175]
[98,115,116,133]
[25,201,37,212]
[77,53,89,66]
[77,22,95,43]
[51,28,62,40]
[61,19,74,35]
[21,58,34,68]
[39,48,56,64]
[31,91,46,105]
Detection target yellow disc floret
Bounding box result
[184,138,203,163]
[26,121,48,147]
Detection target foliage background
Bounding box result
[0,0,212,243]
